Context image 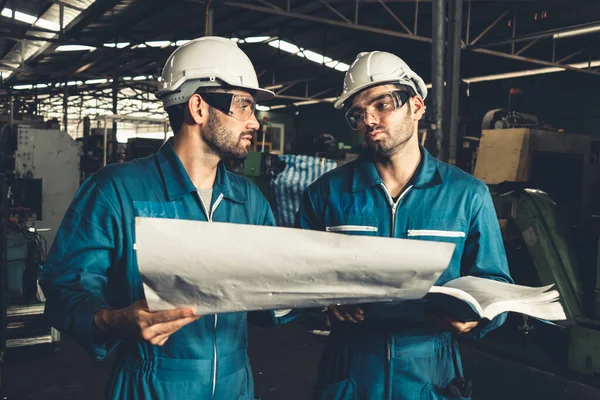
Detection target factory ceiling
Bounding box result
[0,0,599,123]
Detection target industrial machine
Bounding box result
[125,138,165,161]
[471,125,600,378]
[0,173,7,397]
[78,115,169,177]
[0,121,81,359]
[231,150,286,206]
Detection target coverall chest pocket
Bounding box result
[325,215,379,236]
[406,218,467,245]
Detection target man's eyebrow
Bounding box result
[366,93,391,105]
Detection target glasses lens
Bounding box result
[230,94,256,121]
[344,91,410,130]
[345,106,364,130]
[369,93,396,117]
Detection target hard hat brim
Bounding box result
[253,87,275,101]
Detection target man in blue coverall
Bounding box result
[40,37,288,399]
[295,51,514,399]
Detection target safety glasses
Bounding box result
[344,90,411,130]
[196,90,257,122]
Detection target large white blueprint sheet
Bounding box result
[135,217,455,315]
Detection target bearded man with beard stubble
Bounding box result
[295,51,513,399]
[40,36,296,399]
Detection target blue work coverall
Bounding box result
[40,138,284,399]
[295,146,513,400]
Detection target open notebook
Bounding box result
[425,276,566,322]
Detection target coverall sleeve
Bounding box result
[461,185,514,339]
[39,177,123,360]
[247,194,301,326]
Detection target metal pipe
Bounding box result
[205,1,214,36]
[275,82,297,95]
[515,39,539,56]
[9,95,13,127]
[59,4,64,36]
[309,87,334,98]
[49,0,85,12]
[431,0,445,161]
[465,0,471,44]
[275,94,333,103]
[111,69,119,165]
[511,12,516,54]
[318,0,350,23]
[445,0,463,165]
[63,83,68,132]
[557,48,585,64]
[258,0,282,10]
[82,116,90,175]
[469,10,509,46]
[378,0,412,35]
[414,0,420,36]
[103,116,108,167]
[265,76,317,90]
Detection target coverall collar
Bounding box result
[352,144,443,192]
[156,138,248,203]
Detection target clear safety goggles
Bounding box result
[344,90,411,130]
[196,90,257,122]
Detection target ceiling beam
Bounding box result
[4,0,124,84]
[468,10,510,46]
[378,0,412,35]
[470,48,600,77]
[51,0,171,81]
[46,0,87,12]
[225,1,600,80]
[223,1,432,43]
[469,20,600,49]
[317,0,351,24]
[514,39,539,57]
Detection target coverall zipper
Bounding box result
[199,192,224,400]
[379,183,413,399]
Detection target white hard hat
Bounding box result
[334,51,427,109]
[155,36,274,108]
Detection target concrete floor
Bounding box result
[3,318,600,400]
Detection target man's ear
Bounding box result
[411,95,425,121]
[187,93,207,125]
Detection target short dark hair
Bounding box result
[165,86,233,134]
[166,105,185,134]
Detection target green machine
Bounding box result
[242,151,286,207]
[473,127,600,376]
[511,189,600,374]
